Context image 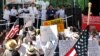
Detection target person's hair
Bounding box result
[61,5,65,8]
[37,30,40,35]
[28,26,34,31]
[12,6,16,9]
[30,3,35,6]
[48,4,53,8]
[25,27,28,31]
[4,5,8,9]
[12,50,20,56]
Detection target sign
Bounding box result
[40,25,58,56]
[40,25,58,43]
[59,40,77,56]
[88,40,100,56]
[59,40,100,56]
[82,16,100,31]
[43,18,64,32]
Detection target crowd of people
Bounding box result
[0,25,100,56]
[2,2,82,29]
[3,3,64,26]
[0,2,100,56]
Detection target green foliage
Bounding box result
[44,0,88,10]
[78,0,89,10]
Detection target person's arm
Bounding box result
[0,32,3,37]
[16,10,18,16]
[34,47,40,56]
[16,37,22,50]
[36,51,40,56]
[2,50,7,56]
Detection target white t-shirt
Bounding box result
[19,29,24,36]
[36,35,48,54]
[36,35,41,49]
[41,10,47,20]
[28,6,38,15]
[57,9,65,18]
[28,6,38,23]
[3,9,10,20]
[18,8,23,14]
[23,8,29,13]
[10,9,18,16]
[18,43,28,56]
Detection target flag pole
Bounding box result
[87,2,92,56]
[87,2,92,25]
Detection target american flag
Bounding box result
[5,19,19,39]
[65,26,89,56]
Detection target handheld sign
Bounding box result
[43,18,64,32]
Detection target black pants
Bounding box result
[10,16,17,28]
[40,54,44,56]
[34,19,41,29]
[19,18,24,26]
[10,16,17,22]
[67,18,73,27]
[47,16,55,20]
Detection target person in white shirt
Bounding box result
[56,5,67,28]
[3,6,10,29]
[55,6,60,18]
[40,1,48,21]
[10,6,18,21]
[18,6,24,26]
[28,3,38,27]
[18,26,24,38]
[23,5,30,25]
[3,6,10,21]
[18,38,29,56]
[23,5,29,14]
[18,6,23,15]
[10,6,18,28]
[36,29,44,56]
[35,7,41,28]
[11,6,18,16]
[56,5,66,19]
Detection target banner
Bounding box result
[82,16,100,31]
[40,25,58,56]
[6,0,16,4]
[40,25,58,43]
[43,18,64,32]
[6,0,35,4]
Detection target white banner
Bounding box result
[40,25,58,43]
[6,0,35,4]
[6,0,16,4]
[40,25,58,56]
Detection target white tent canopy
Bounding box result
[6,0,36,4]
